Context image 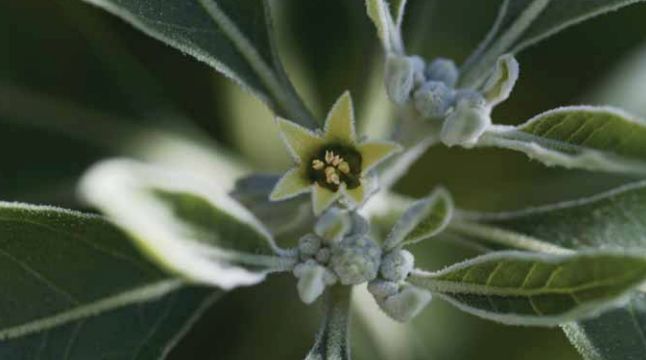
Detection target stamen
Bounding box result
[312,159,325,170]
[338,161,350,174]
[325,151,334,164]
[325,166,340,185]
[331,155,343,166]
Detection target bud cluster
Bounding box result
[385,53,518,147]
[367,248,431,322]
[292,211,381,304]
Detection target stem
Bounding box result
[306,285,352,360]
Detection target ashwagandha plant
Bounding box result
[5,0,646,359]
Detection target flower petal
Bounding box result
[324,91,356,144]
[312,184,342,215]
[269,167,312,201]
[344,182,367,206]
[277,117,324,162]
[358,141,402,172]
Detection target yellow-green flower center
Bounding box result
[308,145,362,192]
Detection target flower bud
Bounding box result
[440,93,491,147]
[293,260,333,304]
[413,81,454,119]
[426,58,459,87]
[314,208,350,244]
[380,285,432,322]
[330,234,381,285]
[380,249,415,282]
[385,55,424,104]
[482,54,519,107]
[298,234,322,260]
[367,279,399,301]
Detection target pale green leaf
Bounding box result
[0,202,186,340]
[463,181,646,251]
[454,182,646,359]
[409,250,646,326]
[305,286,352,360]
[478,106,646,175]
[81,0,314,126]
[460,0,646,88]
[383,187,453,251]
[0,287,220,360]
[80,159,295,289]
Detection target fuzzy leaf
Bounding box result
[383,187,453,251]
[81,0,314,126]
[409,250,646,326]
[80,159,294,290]
[458,182,646,359]
[0,287,219,359]
[460,0,646,88]
[0,202,188,341]
[479,106,646,175]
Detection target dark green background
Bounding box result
[2,0,646,358]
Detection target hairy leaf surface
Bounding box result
[80,159,295,289]
[460,0,646,87]
[81,0,314,125]
[0,287,219,360]
[410,251,646,326]
[0,202,186,340]
[479,107,646,175]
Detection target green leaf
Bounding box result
[478,106,646,176]
[305,286,352,360]
[562,293,646,360]
[454,182,646,359]
[383,187,453,251]
[80,159,295,289]
[463,181,646,251]
[0,202,185,340]
[460,0,646,88]
[81,0,315,127]
[409,250,646,326]
[0,287,220,359]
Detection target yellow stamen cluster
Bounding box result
[312,150,351,186]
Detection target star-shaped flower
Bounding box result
[270,91,401,215]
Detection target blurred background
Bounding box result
[3,0,646,359]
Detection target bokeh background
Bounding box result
[3,0,646,359]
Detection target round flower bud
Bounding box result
[380,249,415,282]
[440,94,491,147]
[315,247,331,264]
[367,279,399,301]
[413,81,454,119]
[409,55,427,86]
[298,234,322,260]
[330,234,382,285]
[426,58,459,87]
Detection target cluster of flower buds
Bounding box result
[292,210,381,304]
[385,53,519,147]
[367,248,432,322]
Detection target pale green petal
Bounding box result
[312,185,342,215]
[324,91,356,144]
[277,117,324,162]
[269,167,312,201]
[358,141,402,172]
[343,181,368,206]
